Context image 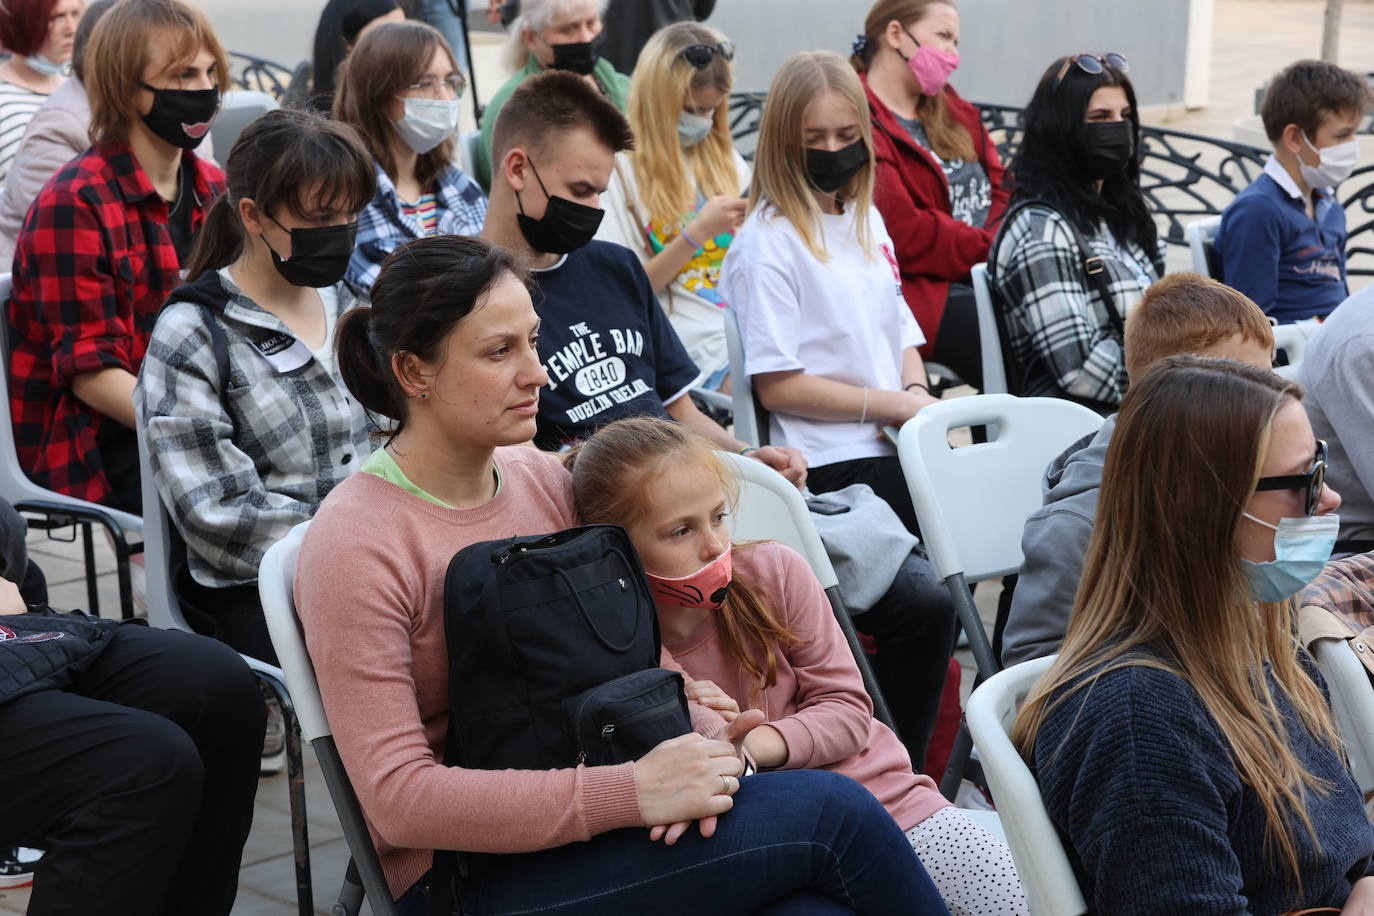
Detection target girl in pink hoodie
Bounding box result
[567,416,1026,916]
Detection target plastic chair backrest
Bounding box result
[722,306,764,448]
[1272,321,1312,381]
[0,273,142,534]
[210,90,280,164]
[896,394,1103,583]
[970,263,1007,394]
[965,655,1087,916]
[1308,634,1374,794]
[134,419,192,632]
[458,129,481,178]
[719,450,837,590]
[259,521,331,743]
[1186,216,1222,278]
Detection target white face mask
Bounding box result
[391,97,460,155]
[1299,133,1360,189]
[677,110,713,148]
[25,53,65,76]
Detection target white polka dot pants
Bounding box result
[905,807,1028,915]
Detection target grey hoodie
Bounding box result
[1000,414,1116,668]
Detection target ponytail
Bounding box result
[182,193,246,279]
[335,306,407,441]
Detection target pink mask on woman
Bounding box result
[903,32,960,97]
[646,546,733,609]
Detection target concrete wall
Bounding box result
[708,0,1196,108]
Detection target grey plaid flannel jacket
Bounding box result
[992,204,1161,408]
[137,270,373,588]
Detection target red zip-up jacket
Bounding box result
[863,74,1009,355]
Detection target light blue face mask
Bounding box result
[677,110,713,148]
[1240,512,1339,602]
[25,53,65,76]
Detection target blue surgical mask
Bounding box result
[1240,512,1339,602]
[25,53,65,76]
[677,110,713,148]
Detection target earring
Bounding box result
[419,392,429,400]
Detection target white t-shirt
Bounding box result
[596,149,751,383]
[720,203,926,467]
[311,285,341,376]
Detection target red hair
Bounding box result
[0,0,61,58]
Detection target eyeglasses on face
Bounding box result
[1053,52,1129,89]
[680,41,734,69]
[404,74,466,98]
[1254,439,1328,517]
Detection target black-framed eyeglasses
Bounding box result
[680,41,734,68]
[404,74,466,98]
[1053,52,1129,89]
[1254,439,1328,516]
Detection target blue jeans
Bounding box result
[397,769,948,915]
[411,0,470,74]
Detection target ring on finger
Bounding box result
[720,774,730,794]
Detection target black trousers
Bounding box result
[0,624,265,916]
[932,282,984,393]
[807,457,956,770]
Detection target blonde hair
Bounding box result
[504,0,606,73]
[565,417,804,702]
[1011,356,1340,898]
[628,22,738,230]
[850,0,975,162]
[750,51,875,261]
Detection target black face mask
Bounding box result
[139,83,219,150]
[1081,120,1136,180]
[549,38,599,76]
[265,218,358,288]
[515,159,604,254]
[804,139,870,193]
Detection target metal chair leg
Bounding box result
[333,858,364,916]
[257,670,313,916]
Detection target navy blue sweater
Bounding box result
[1218,170,1348,323]
[1033,656,1374,915]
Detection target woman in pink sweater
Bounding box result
[295,234,950,915]
[566,415,1028,916]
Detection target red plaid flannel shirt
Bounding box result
[6,143,224,503]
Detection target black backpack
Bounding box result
[431,524,692,913]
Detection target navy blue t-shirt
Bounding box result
[533,241,702,449]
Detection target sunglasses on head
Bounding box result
[680,41,734,68]
[1254,439,1328,517]
[1053,52,1129,89]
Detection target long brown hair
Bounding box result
[850,0,975,162]
[627,21,738,229]
[750,51,875,262]
[565,417,803,702]
[333,21,459,190]
[1011,356,1341,896]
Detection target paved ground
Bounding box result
[1,1,1370,912]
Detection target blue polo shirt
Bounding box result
[1217,157,1348,323]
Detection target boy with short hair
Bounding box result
[479,69,805,486]
[1000,274,1277,667]
[1218,59,1371,323]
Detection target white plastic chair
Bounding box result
[718,450,896,732]
[1308,634,1374,795]
[0,272,142,617]
[134,421,315,916]
[970,263,1007,395]
[1186,215,1223,278]
[1272,320,1320,381]
[722,305,768,448]
[965,655,1088,916]
[457,129,482,178]
[210,90,279,161]
[261,522,402,916]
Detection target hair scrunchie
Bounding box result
[851,34,869,56]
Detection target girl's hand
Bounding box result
[686,196,748,244]
[1343,875,1374,914]
[746,445,807,490]
[686,679,741,721]
[879,388,940,426]
[0,578,26,615]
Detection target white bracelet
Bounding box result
[860,386,869,424]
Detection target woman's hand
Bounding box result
[746,445,807,489]
[686,196,748,245]
[686,679,741,721]
[646,711,764,845]
[875,388,940,427]
[636,732,744,831]
[1344,875,1374,914]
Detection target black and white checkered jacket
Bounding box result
[991,204,1162,409]
[137,268,373,588]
